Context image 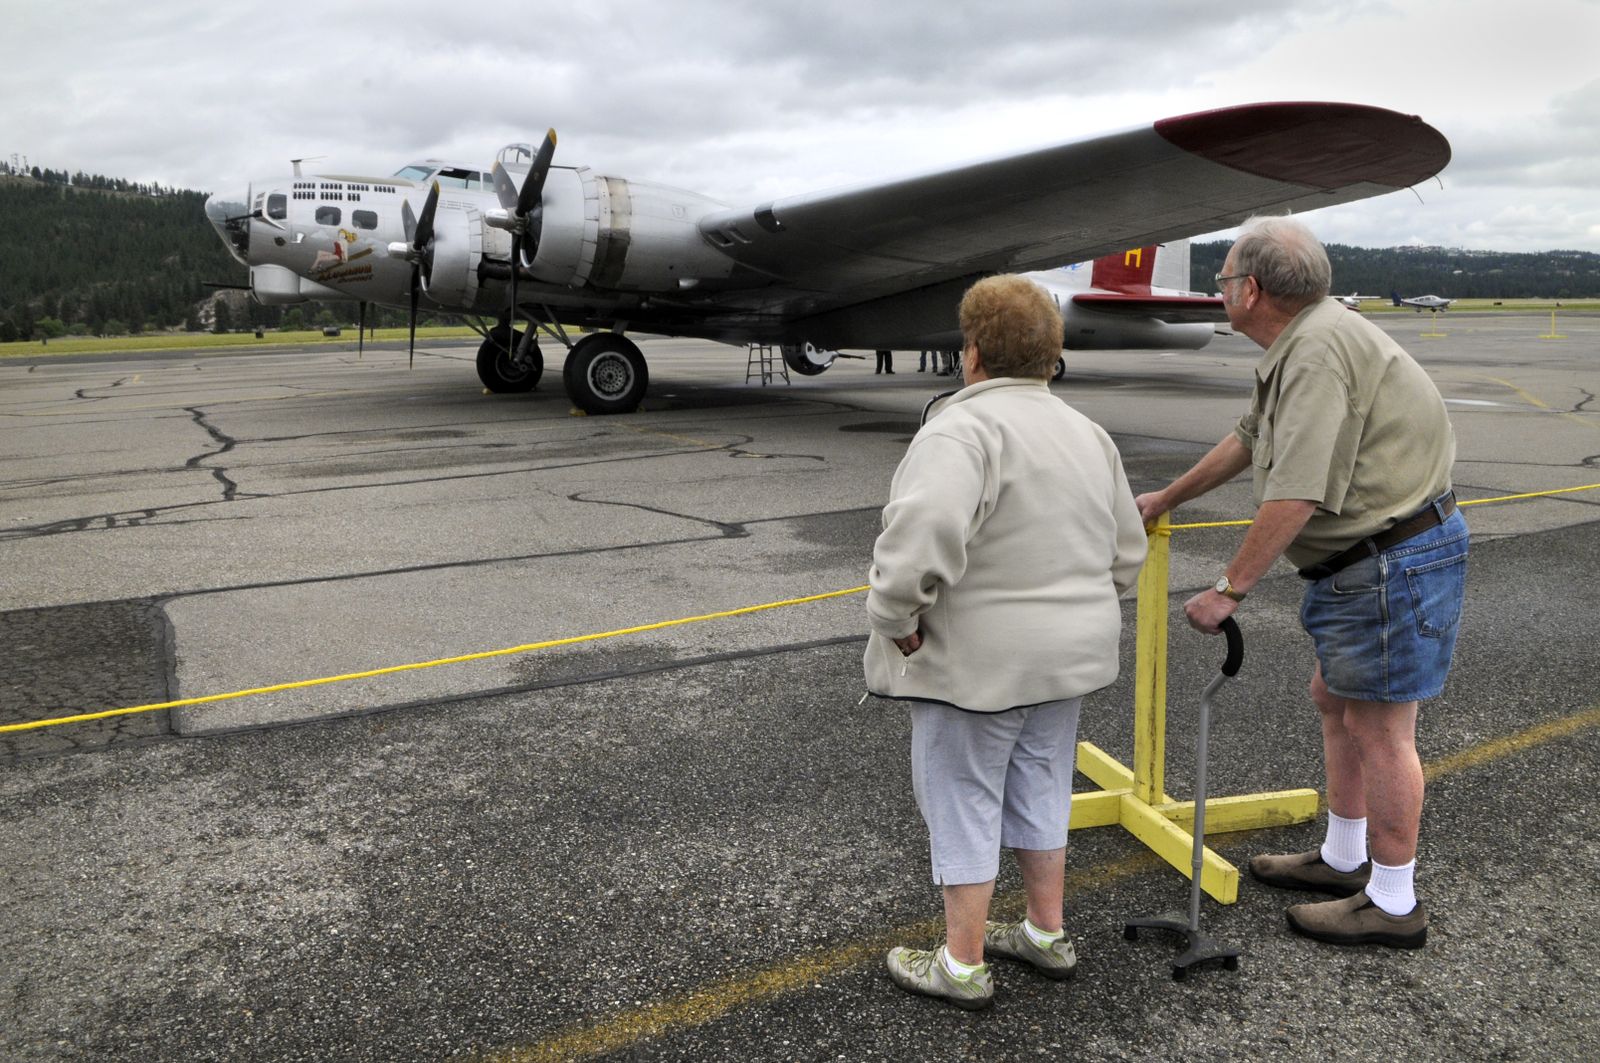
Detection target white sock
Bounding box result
[1023,918,1064,948]
[1366,859,1418,916]
[1321,811,1369,873]
[941,946,983,979]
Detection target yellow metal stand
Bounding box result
[1070,513,1320,903]
[1539,310,1566,340]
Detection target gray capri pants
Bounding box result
[909,698,1083,885]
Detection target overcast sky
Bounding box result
[3,0,1597,252]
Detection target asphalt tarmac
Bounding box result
[3,314,1598,1061]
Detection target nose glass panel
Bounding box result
[204,188,252,264]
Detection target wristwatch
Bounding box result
[1213,574,1247,602]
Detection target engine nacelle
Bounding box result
[418,204,484,308]
[521,168,736,293]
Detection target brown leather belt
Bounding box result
[1297,493,1457,581]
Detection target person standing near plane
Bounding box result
[1135,215,1467,949]
[866,275,1147,1009]
[875,349,895,374]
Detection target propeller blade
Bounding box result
[520,131,557,254]
[408,265,419,369]
[516,129,557,217]
[507,237,520,357]
[413,181,440,254]
[401,199,417,244]
[490,161,519,212]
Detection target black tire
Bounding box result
[780,342,835,377]
[1052,357,1066,381]
[476,329,542,393]
[562,333,648,414]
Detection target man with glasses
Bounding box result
[1136,215,1466,949]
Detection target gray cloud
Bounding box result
[1,0,1595,251]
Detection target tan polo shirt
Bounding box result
[1233,298,1455,569]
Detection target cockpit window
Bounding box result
[394,165,433,182]
[267,193,287,220]
[433,167,482,190]
[315,206,341,226]
[352,209,378,230]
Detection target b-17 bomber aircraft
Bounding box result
[204,102,1450,414]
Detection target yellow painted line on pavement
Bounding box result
[484,855,1159,1063]
[488,704,1600,1061]
[1471,374,1598,432]
[1423,704,1600,782]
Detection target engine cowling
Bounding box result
[418,204,484,308]
[520,168,736,292]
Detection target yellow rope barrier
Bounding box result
[7,481,1598,737]
[0,586,868,735]
[1167,481,1600,531]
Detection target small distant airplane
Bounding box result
[1335,292,1383,309]
[1392,290,1455,312]
[204,102,1450,414]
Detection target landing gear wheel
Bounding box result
[477,328,542,393]
[562,333,648,414]
[780,342,835,377]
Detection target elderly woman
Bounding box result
[867,274,1147,1009]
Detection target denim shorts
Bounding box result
[1299,506,1468,703]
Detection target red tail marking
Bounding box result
[1090,246,1157,295]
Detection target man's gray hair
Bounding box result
[1231,215,1332,307]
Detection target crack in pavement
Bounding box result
[567,492,749,539]
[183,406,245,502]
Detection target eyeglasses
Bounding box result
[1214,272,1252,288]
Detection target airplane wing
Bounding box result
[1069,293,1226,324]
[697,102,1449,301]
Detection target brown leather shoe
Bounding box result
[1286,891,1428,949]
[1249,848,1370,896]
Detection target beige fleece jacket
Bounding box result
[864,377,1147,712]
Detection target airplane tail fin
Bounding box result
[1088,240,1192,295]
[1391,290,1403,306]
[1090,245,1159,295]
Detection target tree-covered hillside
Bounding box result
[0,167,414,342]
[0,175,245,340]
[1190,241,1600,300]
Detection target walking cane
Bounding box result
[1124,616,1244,980]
